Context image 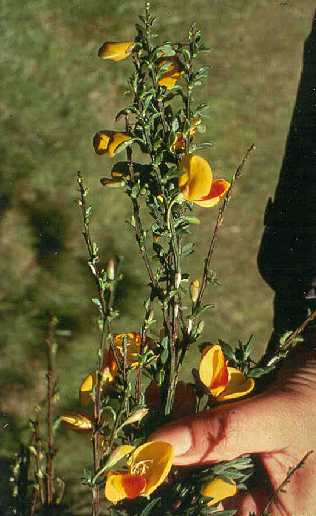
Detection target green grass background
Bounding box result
[1,0,315,512]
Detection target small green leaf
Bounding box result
[184,216,200,225]
[248,365,276,378]
[160,347,169,364]
[140,498,161,516]
[115,138,133,156]
[131,184,141,199]
[91,298,102,312]
[218,339,236,362]
[182,242,195,256]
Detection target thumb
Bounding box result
[150,392,290,466]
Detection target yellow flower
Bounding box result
[79,363,116,406]
[80,334,149,406]
[93,131,130,158]
[98,41,134,62]
[157,56,183,90]
[179,155,230,208]
[60,412,93,432]
[201,477,237,506]
[199,344,255,400]
[105,441,173,504]
[110,332,151,369]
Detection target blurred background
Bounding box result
[1,0,315,512]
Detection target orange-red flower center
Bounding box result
[121,474,147,499]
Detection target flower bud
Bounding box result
[60,412,93,432]
[98,41,134,62]
[100,177,124,188]
[104,445,135,472]
[122,407,149,427]
[93,130,130,158]
[190,279,200,303]
[107,258,116,280]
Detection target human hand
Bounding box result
[151,346,316,515]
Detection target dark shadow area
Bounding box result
[258,10,316,353]
[29,204,66,266]
[0,457,13,516]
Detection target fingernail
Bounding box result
[151,424,192,457]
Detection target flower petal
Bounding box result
[105,472,128,504]
[93,131,111,155]
[179,155,213,201]
[79,372,95,406]
[130,441,173,496]
[98,41,134,62]
[107,132,130,158]
[199,345,229,397]
[157,57,183,89]
[158,74,180,89]
[194,179,230,208]
[201,477,237,506]
[93,131,130,158]
[218,367,255,400]
[113,332,142,368]
[178,169,190,193]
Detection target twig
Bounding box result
[77,173,105,516]
[125,119,157,403]
[196,144,256,307]
[283,307,316,351]
[77,172,122,516]
[107,382,130,456]
[163,201,182,415]
[33,419,45,506]
[125,122,157,289]
[261,450,313,515]
[46,316,58,505]
[263,306,316,371]
[30,489,39,516]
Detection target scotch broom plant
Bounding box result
[59,3,316,515]
[8,4,316,515]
